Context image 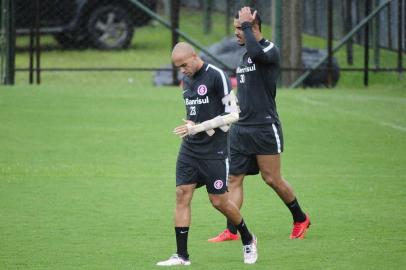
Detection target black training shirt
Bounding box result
[235,21,281,126]
[179,63,231,159]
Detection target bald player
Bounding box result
[157,42,257,266]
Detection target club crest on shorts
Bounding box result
[197,85,208,96]
[214,180,224,190]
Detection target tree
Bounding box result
[272,0,303,86]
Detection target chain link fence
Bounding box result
[5,0,406,87]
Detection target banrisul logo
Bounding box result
[197,85,207,96]
[185,96,209,105]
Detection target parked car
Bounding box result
[15,0,157,49]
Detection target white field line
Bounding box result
[295,96,406,132]
[286,174,403,179]
[331,94,406,106]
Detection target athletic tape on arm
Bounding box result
[222,91,240,113]
[187,112,239,136]
[186,92,240,136]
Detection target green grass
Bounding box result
[1,83,405,269]
[4,7,406,269]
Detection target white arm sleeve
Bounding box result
[186,92,240,136]
[187,112,239,136]
[222,91,240,113]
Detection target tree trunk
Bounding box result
[277,0,303,86]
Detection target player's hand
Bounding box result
[238,6,257,24]
[173,119,195,138]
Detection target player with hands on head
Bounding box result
[208,6,311,243]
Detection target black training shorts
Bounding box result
[176,153,228,194]
[229,123,284,176]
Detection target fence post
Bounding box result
[327,0,333,87]
[170,0,180,85]
[163,0,171,19]
[3,0,16,85]
[226,0,231,36]
[29,0,34,84]
[35,0,41,84]
[203,0,213,35]
[356,0,362,43]
[345,0,354,65]
[272,0,282,87]
[373,0,380,68]
[398,0,404,79]
[364,0,371,87]
[387,0,392,49]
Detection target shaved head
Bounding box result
[171,42,203,77]
[172,42,195,61]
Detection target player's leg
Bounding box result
[203,158,257,264]
[174,184,196,259]
[256,154,310,239]
[226,173,245,232]
[257,154,295,203]
[157,154,197,266]
[157,184,195,266]
[208,150,259,242]
[225,154,260,233]
[228,174,245,210]
[207,173,244,242]
[175,184,196,226]
[208,192,251,243]
[208,192,258,264]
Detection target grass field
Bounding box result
[3,6,406,269]
[1,82,405,269]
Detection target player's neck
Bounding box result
[254,32,263,42]
[196,60,204,72]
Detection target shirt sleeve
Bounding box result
[211,66,231,98]
[212,72,232,116]
[241,22,280,65]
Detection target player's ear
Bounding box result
[252,22,260,33]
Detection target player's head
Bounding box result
[234,7,262,46]
[171,42,204,77]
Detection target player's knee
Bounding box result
[228,174,243,188]
[261,172,280,188]
[176,187,190,205]
[209,195,226,210]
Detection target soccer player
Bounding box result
[157,42,257,266]
[208,7,311,243]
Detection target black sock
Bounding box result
[227,219,237,234]
[286,198,306,223]
[175,227,189,260]
[235,219,253,245]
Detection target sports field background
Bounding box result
[1,81,405,269]
[2,7,406,269]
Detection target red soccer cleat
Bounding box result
[290,214,311,239]
[208,229,240,242]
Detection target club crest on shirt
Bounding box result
[197,85,208,96]
[214,180,224,190]
[247,57,253,64]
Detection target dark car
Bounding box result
[15,0,157,49]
